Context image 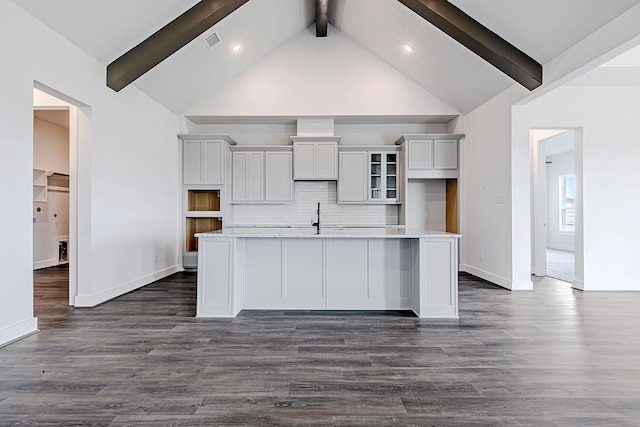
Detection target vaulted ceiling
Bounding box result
[13,0,640,116]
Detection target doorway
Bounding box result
[33,84,83,307]
[531,129,582,287]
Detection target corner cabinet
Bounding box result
[338,146,402,204]
[179,134,237,268]
[180,134,237,185]
[395,134,463,179]
[291,136,340,180]
[231,146,293,203]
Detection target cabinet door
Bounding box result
[232,152,248,202]
[315,142,338,179]
[232,151,264,202]
[246,151,264,201]
[434,140,458,169]
[265,151,293,202]
[203,140,224,184]
[338,151,367,203]
[293,142,315,179]
[385,152,398,201]
[408,140,433,170]
[183,140,203,184]
[369,153,383,201]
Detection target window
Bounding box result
[559,174,575,232]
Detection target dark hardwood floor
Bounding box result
[1,267,639,425]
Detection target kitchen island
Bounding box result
[195,227,460,318]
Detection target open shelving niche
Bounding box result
[33,169,48,202]
[184,189,222,262]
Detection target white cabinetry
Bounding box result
[337,151,367,203]
[338,147,401,204]
[291,136,339,180]
[231,147,293,203]
[196,233,460,319]
[178,134,235,269]
[369,151,399,202]
[232,151,264,202]
[265,151,294,202]
[396,134,463,179]
[180,134,236,184]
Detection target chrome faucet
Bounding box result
[311,202,320,234]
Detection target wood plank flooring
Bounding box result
[1,267,639,425]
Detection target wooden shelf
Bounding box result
[188,190,220,212]
[185,217,222,252]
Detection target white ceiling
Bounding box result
[12,0,640,116]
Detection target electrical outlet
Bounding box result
[480,252,484,261]
[153,254,158,263]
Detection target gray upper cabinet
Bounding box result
[396,134,464,179]
[408,140,433,170]
[434,140,458,170]
[231,147,293,203]
[338,147,401,204]
[179,135,237,184]
[291,136,340,180]
[338,151,368,203]
[265,151,294,202]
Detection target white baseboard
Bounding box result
[0,317,38,348]
[74,264,181,307]
[572,279,585,291]
[547,245,575,252]
[33,259,60,270]
[460,264,533,290]
[511,279,534,290]
[579,280,640,291]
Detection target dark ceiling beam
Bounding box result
[107,0,250,92]
[316,0,329,37]
[397,0,542,90]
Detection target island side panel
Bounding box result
[325,239,369,308]
[197,237,237,317]
[243,238,283,308]
[282,239,325,308]
[367,239,412,309]
[418,237,459,318]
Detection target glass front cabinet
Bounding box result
[369,152,398,202]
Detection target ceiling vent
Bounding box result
[203,32,221,49]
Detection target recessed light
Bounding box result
[403,44,413,53]
[232,44,242,53]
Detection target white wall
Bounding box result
[33,117,69,174]
[185,26,459,117]
[0,2,180,346]
[546,150,575,252]
[520,85,640,290]
[461,85,529,289]
[463,4,640,291]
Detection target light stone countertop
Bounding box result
[196,226,461,239]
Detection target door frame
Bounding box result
[34,82,91,306]
[531,128,583,288]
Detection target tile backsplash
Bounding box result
[232,181,398,227]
